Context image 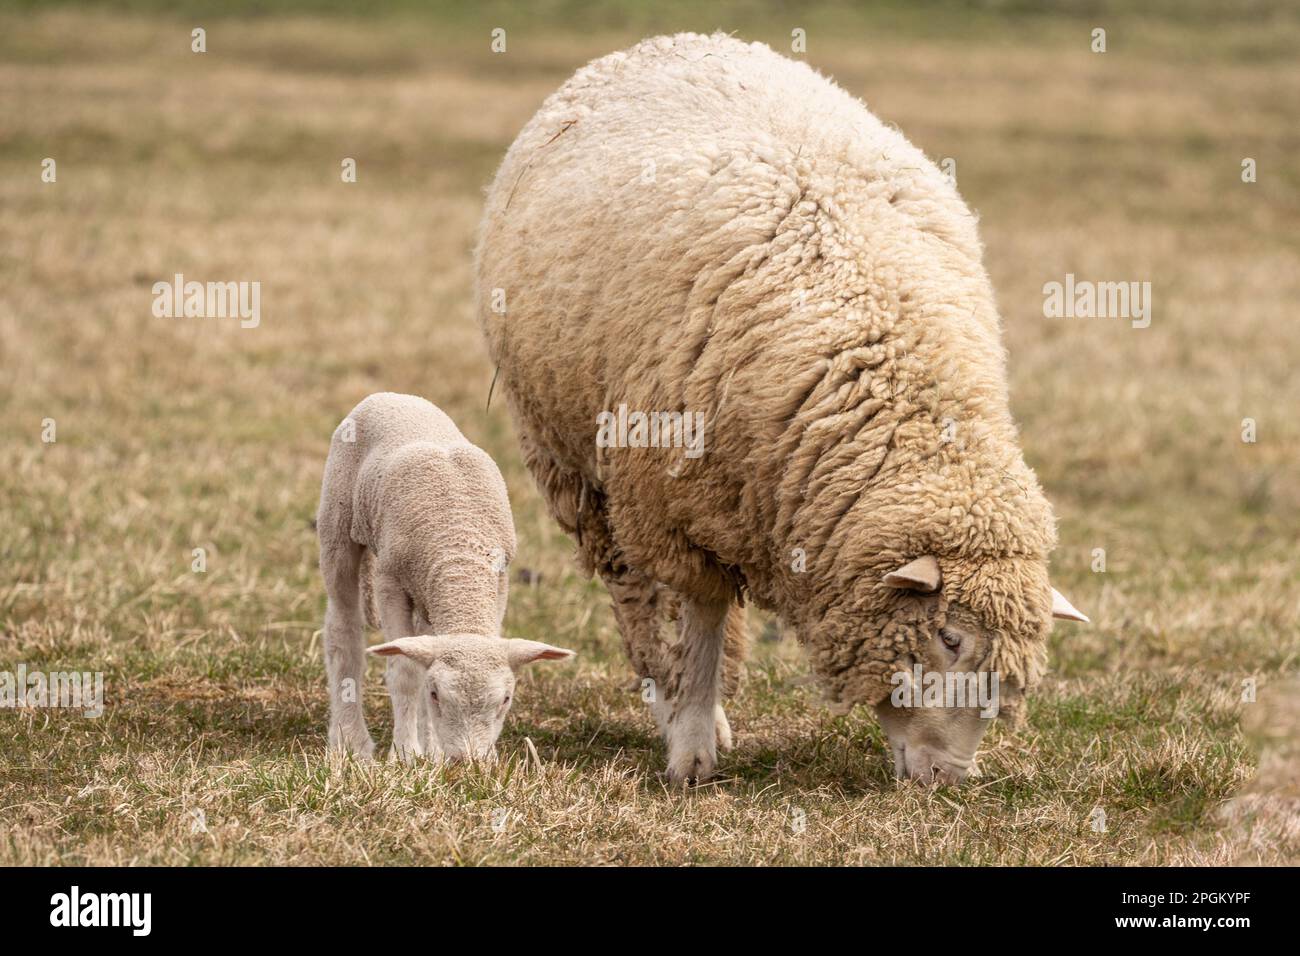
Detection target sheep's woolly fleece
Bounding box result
[317,392,515,636]
[475,33,1059,707]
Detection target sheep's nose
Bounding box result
[899,745,970,785]
[919,764,968,785]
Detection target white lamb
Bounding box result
[317,392,575,763]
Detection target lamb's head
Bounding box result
[369,635,576,762]
[867,555,1088,785]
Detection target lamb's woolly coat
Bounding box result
[317,392,515,636]
[475,33,1057,707]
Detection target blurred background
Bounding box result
[1,1,1296,864]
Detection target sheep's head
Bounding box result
[369,635,575,762]
[868,555,1087,785]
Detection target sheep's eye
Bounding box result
[940,629,962,651]
[429,689,439,703]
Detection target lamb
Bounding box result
[317,392,575,763]
[474,33,1087,785]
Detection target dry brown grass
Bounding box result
[1,3,1297,865]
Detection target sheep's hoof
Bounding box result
[666,753,715,788]
[667,703,719,786]
[666,739,717,787]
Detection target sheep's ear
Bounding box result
[368,636,441,667]
[505,639,577,670]
[882,555,941,592]
[1051,588,1089,623]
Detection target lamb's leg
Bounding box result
[377,575,425,763]
[322,539,375,759]
[663,595,728,785]
[412,608,435,754]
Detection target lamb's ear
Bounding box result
[1051,588,1090,623]
[505,639,577,670]
[882,555,941,592]
[367,636,442,667]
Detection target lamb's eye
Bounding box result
[940,629,962,651]
[429,689,439,703]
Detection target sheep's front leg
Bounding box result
[377,576,425,763]
[664,596,728,785]
[322,540,375,759]
[642,592,740,754]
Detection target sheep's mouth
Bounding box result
[893,743,974,785]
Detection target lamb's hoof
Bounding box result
[329,735,376,763]
[388,743,424,765]
[714,704,733,753]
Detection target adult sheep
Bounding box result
[475,32,1087,785]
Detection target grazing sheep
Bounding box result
[317,392,575,763]
[475,33,1086,785]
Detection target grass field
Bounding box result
[1,1,1298,865]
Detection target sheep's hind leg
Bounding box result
[600,565,671,719]
[715,602,749,752]
[322,540,376,760]
[664,596,728,785]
